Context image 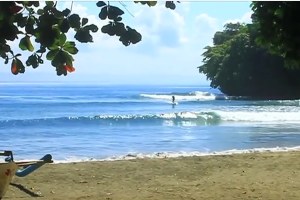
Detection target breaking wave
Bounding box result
[140,91,227,101]
[1,110,300,127]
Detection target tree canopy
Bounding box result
[199,23,300,100]
[0,1,178,76]
[251,2,300,68]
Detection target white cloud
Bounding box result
[133,3,187,49]
[241,11,253,23]
[224,11,253,25]
[190,13,220,48]
[64,2,207,85]
[195,13,219,32]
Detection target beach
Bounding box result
[5,151,300,200]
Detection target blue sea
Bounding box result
[1,83,300,162]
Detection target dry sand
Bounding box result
[5,151,300,200]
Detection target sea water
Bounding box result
[1,83,300,162]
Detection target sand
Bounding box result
[4,151,300,200]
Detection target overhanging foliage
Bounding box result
[0,1,178,76]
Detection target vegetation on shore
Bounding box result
[198,2,300,99]
[198,23,300,100]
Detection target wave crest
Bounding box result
[1,110,300,127]
[140,91,227,101]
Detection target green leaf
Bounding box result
[56,65,67,76]
[83,24,99,33]
[38,57,44,64]
[64,41,76,48]
[46,1,54,7]
[68,14,81,29]
[59,34,67,46]
[96,1,106,7]
[26,36,34,52]
[63,45,78,55]
[25,23,34,35]
[99,7,108,20]
[26,54,39,68]
[75,29,93,43]
[128,27,142,44]
[27,8,34,15]
[62,51,74,66]
[134,1,147,5]
[14,14,27,27]
[82,18,88,26]
[51,50,74,69]
[37,9,44,15]
[19,37,28,51]
[116,16,122,22]
[19,36,34,52]
[46,49,59,60]
[107,6,124,20]
[36,46,46,53]
[101,24,110,34]
[62,8,71,17]
[60,19,70,33]
[48,43,59,50]
[51,50,64,67]
[110,6,124,16]
[114,22,125,36]
[165,1,176,10]
[32,1,39,7]
[53,10,64,19]
[147,1,157,6]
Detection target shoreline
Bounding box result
[5,151,300,200]
[50,145,300,163]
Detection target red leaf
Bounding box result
[65,65,75,73]
[5,169,11,176]
[11,60,18,75]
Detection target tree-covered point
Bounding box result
[251,2,300,68]
[0,1,178,76]
[199,23,300,100]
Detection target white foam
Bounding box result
[216,110,300,122]
[140,91,218,101]
[53,146,300,164]
[160,113,177,119]
[177,112,198,119]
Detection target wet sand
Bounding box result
[5,151,300,200]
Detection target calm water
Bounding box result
[1,83,300,162]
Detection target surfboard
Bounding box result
[170,102,178,105]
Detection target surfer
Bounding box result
[172,95,175,104]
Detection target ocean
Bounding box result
[1,83,300,162]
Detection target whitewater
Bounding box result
[0,84,300,162]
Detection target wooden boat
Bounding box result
[0,151,52,199]
[0,162,18,199]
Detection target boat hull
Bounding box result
[0,162,18,199]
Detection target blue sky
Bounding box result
[0,1,252,85]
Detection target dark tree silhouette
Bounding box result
[199,23,300,100]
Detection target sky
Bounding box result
[0,1,253,85]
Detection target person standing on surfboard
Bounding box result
[172,95,175,104]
